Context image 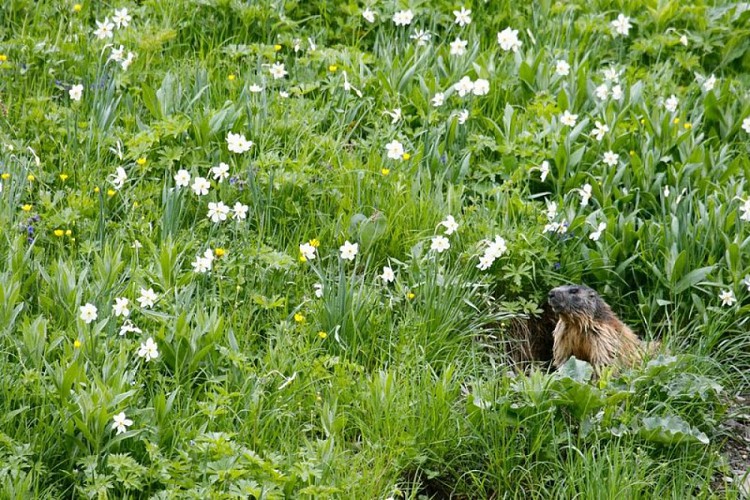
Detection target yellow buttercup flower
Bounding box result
[1,173,9,180]
[73,339,82,348]
[228,74,236,81]
[673,117,680,124]
[294,313,305,323]
[402,152,411,160]
[381,168,390,176]
[73,4,82,12]
[309,238,320,248]
[274,44,282,51]
[136,157,147,166]
[317,331,327,339]
[407,292,415,300]
[59,173,69,181]
[107,189,116,197]
[21,204,32,212]
[328,64,338,72]
[27,174,35,182]
[683,122,692,130]
[94,186,100,193]
[0,55,7,62]
[214,248,226,257]
[65,229,72,236]
[54,229,64,237]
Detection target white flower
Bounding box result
[339,240,359,260]
[740,198,750,222]
[137,288,157,309]
[595,83,609,101]
[111,412,133,435]
[611,14,632,37]
[453,7,471,27]
[592,121,609,141]
[742,117,750,134]
[384,108,402,124]
[192,251,213,273]
[233,202,249,220]
[589,222,607,241]
[472,79,490,96]
[121,51,136,71]
[362,8,376,23]
[279,91,289,98]
[174,169,191,188]
[578,183,593,206]
[137,337,159,362]
[555,60,570,76]
[113,8,131,29]
[546,201,557,221]
[94,18,114,40]
[743,275,750,292]
[431,235,450,253]
[700,74,716,92]
[111,166,127,189]
[119,320,142,336]
[313,283,324,298]
[664,95,679,113]
[497,27,522,52]
[269,62,287,79]
[680,34,688,46]
[191,176,210,196]
[113,297,130,317]
[560,110,578,127]
[210,162,230,183]
[454,76,474,97]
[410,29,431,46]
[385,140,405,160]
[393,9,414,26]
[226,132,253,154]
[431,92,445,107]
[380,266,395,283]
[249,84,264,93]
[79,303,98,324]
[486,235,507,259]
[109,45,125,62]
[450,37,468,56]
[439,215,459,235]
[69,84,83,102]
[603,67,619,82]
[539,161,550,182]
[299,242,317,261]
[611,84,623,100]
[477,253,495,271]
[602,151,619,167]
[457,109,469,124]
[207,201,230,223]
[719,290,736,307]
[663,185,670,198]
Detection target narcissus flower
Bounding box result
[385,140,405,160]
[191,176,210,196]
[453,7,471,26]
[362,8,376,23]
[299,242,317,261]
[393,10,414,26]
[207,201,230,223]
[94,18,114,40]
[69,84,83,101]
[380,266,395,283]
[719,290,736,307]
[111,412,133,435]
[269,62,288,79]
[113,297,130,317]
[560,110,578,127]
[339,240,359,260]
[497,27,522,52]
[602,151,619,167]
[589,222,607,241]
[555,60,570,76]
[430,235,450,253]
[450,37,468,56]
[664,95,679,113]
[439,215,459,235]
[137,337,159,361]
[592,121,609,141]
[113,8,131,29]
[226,132,253,154]
[611,14,632,37]
[80,303,98,323]
[174,169,190,188]
[742,117,750,134]
[136,288,157,308]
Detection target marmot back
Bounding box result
[547,284,653,371]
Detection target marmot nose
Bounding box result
[548,290,556,298]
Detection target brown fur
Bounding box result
[506,302,556,367]
[547,285,656,372]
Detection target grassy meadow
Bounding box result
[1,0,750,497]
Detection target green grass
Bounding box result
[0,0,749,497]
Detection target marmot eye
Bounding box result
[569,287,579,294]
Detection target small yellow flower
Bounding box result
[640,118,646,125]
[0,55,7,62]
[214,248,226,257]
[27,174,35,182]
[107,189,116,197]
[53,229,64,237]
[65,229,72,236]
[309,238,320,248]
[299,254,307,262]
[21,204,32,212]
[683,122,692,130]
[402,152,411,160]
[317,331,327,339]
[228,74,236,81]
[294,313,305,323]
[59,173,69,181]
[274,44,282,51]
[73,339,82,348]
[73,3,82,12]
[94,186,100,193]
[381,168,390,176]
[133,201,139,208]
[136,157,147,166]
[1,173,9,180]
[407,292,415,300]
[328,64,338,72]
[629,150,635,156]
[673,117,680,124]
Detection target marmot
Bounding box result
[547,284,655,372]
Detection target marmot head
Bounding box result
[547,284,612,321]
